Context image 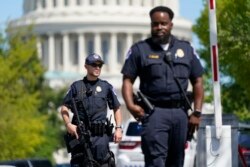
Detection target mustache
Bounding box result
[151,33,170,44]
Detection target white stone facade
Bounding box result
[10,0,192,90]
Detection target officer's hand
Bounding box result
[189,114,201,126]
[188,115,201,132]
[113,128,123,143]
[66,123,79,139]
[128,104,145,121]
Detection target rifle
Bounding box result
[64,98,100,167]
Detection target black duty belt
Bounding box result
[151,100,185,108]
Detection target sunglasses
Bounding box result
[90,63,103,68]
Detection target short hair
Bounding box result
[149,6,174,20]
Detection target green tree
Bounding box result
[0,26,66,161]
[34,86,67,160]
[0,27,47,159]
[193,0,250,121]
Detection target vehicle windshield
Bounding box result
[126,122,142,136]
[239,130,250,149]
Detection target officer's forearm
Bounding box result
[193,77,204,111]
[114,107,122,127]
[122,76,135,110]
[61,105,71,125]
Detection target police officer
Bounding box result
[121,6,204,167]
[61,53,123,167]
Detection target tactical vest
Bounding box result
[71,79,108,122]
[135,38,191,100]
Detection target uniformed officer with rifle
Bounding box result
[61,53,123,167]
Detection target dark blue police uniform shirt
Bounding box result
[62,78,120,121]
[121,35,204,101]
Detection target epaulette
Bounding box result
[98,79,112,87]
[175,38,191,45]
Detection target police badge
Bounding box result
[175,49,185,58]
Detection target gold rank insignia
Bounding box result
[148,54,160,59]
[175,49,185,58]
[96,86,102,92]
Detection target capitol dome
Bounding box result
[10,0,192,88]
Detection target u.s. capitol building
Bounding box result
[10,0,192,90]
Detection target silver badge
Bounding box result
[96,86,102,92]
[175,49,185,58]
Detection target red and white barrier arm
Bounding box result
[208,0,222,139]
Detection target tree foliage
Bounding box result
[193,0,250,121]
[0,27,46,159]
[33,86,67,161]
[0,27,65,160]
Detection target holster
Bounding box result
[64,134,71,153]
[133,92,154,115]
[133,93,144,108]
[107,151,116,167]
[101,151,116,167]
[64,133,80,153]
[105,119,114,136]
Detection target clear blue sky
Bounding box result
[0,0,205,47]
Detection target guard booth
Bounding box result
[196,114,238,166]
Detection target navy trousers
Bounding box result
[141,107,188,167]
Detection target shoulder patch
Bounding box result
[111,86,118,96]
[65,87,71,96]
[190,43,200,60]
[125,48,132,59]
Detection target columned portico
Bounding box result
[62,33,70,71]
[13,0,192,88]
[126,33,133,57]
[48,33,55,71]
[57,0,64,8]
[94,32,102,57]
[46,0,53,9]
[109,32,117,72]
[36,37,42,60]
[38,32,150,74]
[108,0,116,6]
[78,33,85,71]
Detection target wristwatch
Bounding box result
[115,125,122,130]
[192,111,201,118]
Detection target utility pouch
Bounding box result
[91,121,106,136]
